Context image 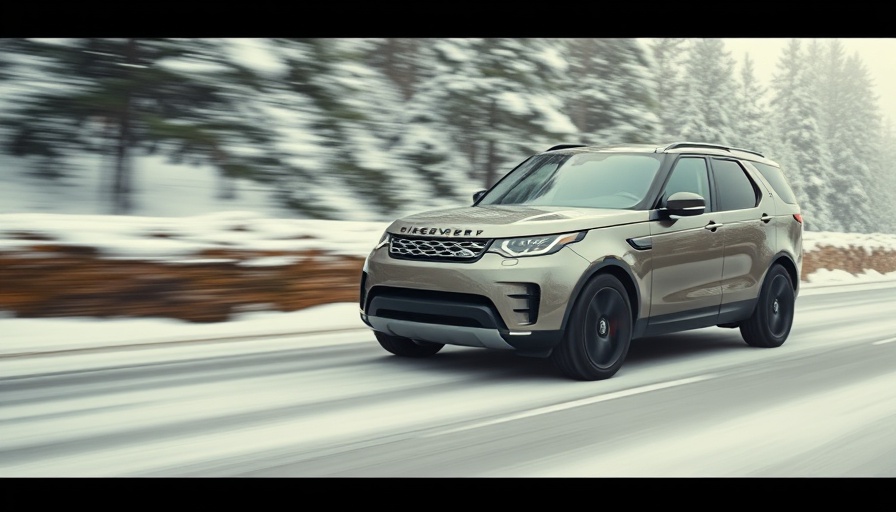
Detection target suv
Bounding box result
[360,142,803,380]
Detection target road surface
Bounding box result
[1,283,894,477]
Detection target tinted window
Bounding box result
[749,161,798,204]
[713,159,758,211]
[661,157,710,208]
[480,152,662,209]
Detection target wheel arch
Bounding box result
[559,257,641,334]
[771,251,800,296]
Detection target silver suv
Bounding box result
[360,142,803,380]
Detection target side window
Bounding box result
[661,157,710,208]
[748,161,798,204]
[713,158,759,211]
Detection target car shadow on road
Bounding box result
[373,327,751,382]
[625,328,749,365]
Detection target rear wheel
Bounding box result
[375,331,444,357]
[740,264,795,348]
[551,274,633,381]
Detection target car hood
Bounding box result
[387,205,650,239]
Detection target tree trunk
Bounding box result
[383,38,417,101]
[214,147,236,200]
[112,39,137,214]
[484,98,498,188]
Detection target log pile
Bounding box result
[1,241,893,322]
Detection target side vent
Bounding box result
[504,283,541,325]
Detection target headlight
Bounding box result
[491,232,585,258]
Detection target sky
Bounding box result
[721,38,896,124]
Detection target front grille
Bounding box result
[390,236,491,261]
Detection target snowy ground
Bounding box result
[0,210,387,260]
[2,276,895,358]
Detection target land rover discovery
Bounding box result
[360,142,803,380]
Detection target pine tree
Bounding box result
[876,119,896,233]
[362,38,426,102]
[810,39,880,233]
[269,38,408,220]
[383,39,482,214]
[646,38,690,141]
[401,38,578,191]
[2,38,277,214]
[677,39,739,144]
[730,53,775,155]
[769,39,838,232]
[561,39,659,145]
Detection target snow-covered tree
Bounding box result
[730,53,775,155]
[647,38,690,140]
[808,39,880,233]
[268,38,409,219]
[875,119,896,233]
[769,39,838,232]
[405,38,577,190]
[380,40,480,214]
[2,38,279,214]
[561,38,659,144]
[676,39,739,144]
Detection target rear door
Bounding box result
[709,158,776,319]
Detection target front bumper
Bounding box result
[360,245,590,353]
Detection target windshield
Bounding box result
[479,152,662,209]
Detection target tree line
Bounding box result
[0,38,893,233]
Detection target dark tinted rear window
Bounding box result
[713,159,758,211]
[749,162,798,204]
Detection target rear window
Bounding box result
[749,162,798,204]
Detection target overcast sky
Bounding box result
[721,38,896,125]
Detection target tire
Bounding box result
[375,331,444,357]
[740,264,795,348]
[551,274,633,381]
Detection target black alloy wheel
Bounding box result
[552,274,633,380]
[740,264,795,348]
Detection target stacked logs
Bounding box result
[0,244,363,323]
[1,241,893,323]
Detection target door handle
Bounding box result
[760,214,772,223]
[704,221,723,231]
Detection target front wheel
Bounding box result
[740,264,795,348]
[551,274,633,381]
[375,331,444,357]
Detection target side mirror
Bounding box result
[663,191,705,217]
[472,190,486,203]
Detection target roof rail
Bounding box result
[727,146,765,158]
[662,142,765,158]
[546,144,587,151]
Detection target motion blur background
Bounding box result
[2,37,895,322]
[1,38,894,233]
